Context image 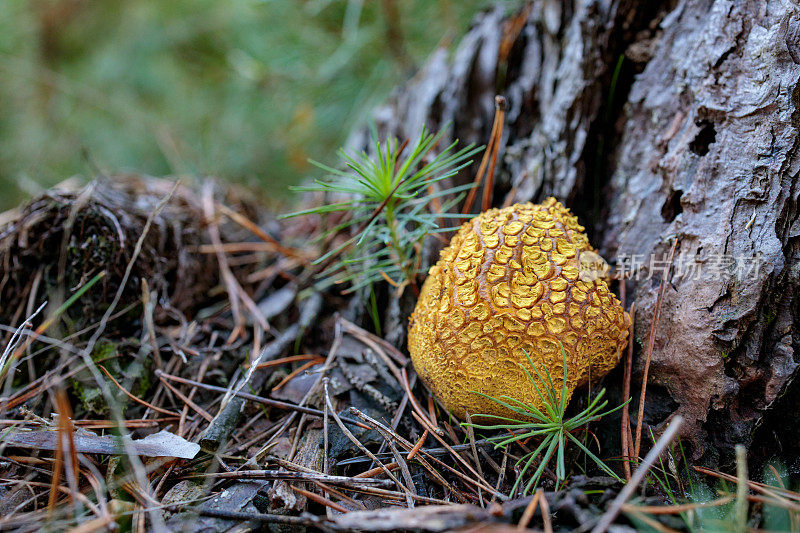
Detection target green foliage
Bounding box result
[632,439,800,532]
[0,0,496,210]
[463,345,628,496]
[284,126,480,292]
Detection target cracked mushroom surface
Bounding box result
[408,198,630,420]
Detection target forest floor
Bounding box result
[0,176,796,532]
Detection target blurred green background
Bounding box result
[0,0,496,210]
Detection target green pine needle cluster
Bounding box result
[464,345,628,496]
[284,127,480,293]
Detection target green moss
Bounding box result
[93,339,118,362]
[71,338,153,416]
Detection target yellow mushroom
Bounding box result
[408,198,629,420]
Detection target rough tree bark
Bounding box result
[349,0,800,465]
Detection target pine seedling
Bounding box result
[283,126,480,294]
[463,344,628,496]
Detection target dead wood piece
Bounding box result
[1,428,200,459]
[193,470,394,489]
[269,427,325,512]
[198,292,322,452]
[330,503,491,532]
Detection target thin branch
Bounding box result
[621,302,635,480]
[634,239,678,460]
[591,416,683,533]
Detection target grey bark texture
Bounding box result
[349,0,800,463]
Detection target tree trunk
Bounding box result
[349,0,800,465]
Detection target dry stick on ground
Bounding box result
[158,378,213,422]
[214,201,307,259]
[464,413,485,507]
[248,353,319,369]
[342,485,453,506]
[321,379,410,497]
[47,405,66,517]
[54,388,81,520]
[406,429,429,461]
[735,445,749,532]
[400,368,441,433]
[409,410,501,498]
[340,318,408,378]
[339,318,409,365]
[347,407,482,503]
[620,496,734,515]
[373,372,415,462]
[590,415,683,533]
[347,407,417,508]
[313,481,368,511]
[195,508,323,529]
[745,494,800,513]
[539,488,553,533]
[623,510,681,533]
[22,267,44,386]
[177,351,214,438]
[491,453,509,504]
[272,358,325,391]
[323,380,332,519]
[354,462,400,478]
[155,373,366,428]
[516,488,552,533]
[287,412,310,461]
[633,239,678,461]
[198,292,322,452]
[252,314,344,462]
[192,470,394,489]
[141,279,162,370]
[5,479,101,524]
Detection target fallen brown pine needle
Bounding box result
[155,370,367,429]
[633,239,678,462]
[100,365,181,417]
[246,353,320,369]
[620,495,734,515]
[291,485,350,514]
[354,462,401,479]
[271,358,326,391]
[694,465,800,503]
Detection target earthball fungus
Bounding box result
[408,198,630,420]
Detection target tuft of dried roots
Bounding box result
[0,175,268,334]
